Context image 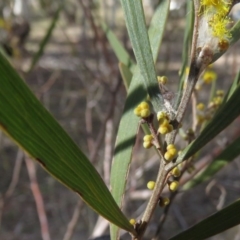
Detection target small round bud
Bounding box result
[158,126,169,135]
[147,181,155,190]
[157,111,167,121]
[195,84,202,91]
[159,197,170,207]
[134,107,142,117]
[216,90,224,96]
[159,118,169,126]
[172,167,181,178]
[167,144,175,150]
[139,101,149,109]
[143,135,153,142]
[164,152,174,162]
[143,141,152,149]
[168,148,177,157]
[197,103,205,110]
[129,218,136,225]
[140,109,151,118]
[169,181,179,192]
[202,70,217,84]
[218,39,229,51]
[157,76,168,84]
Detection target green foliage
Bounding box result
[0,52,135,235]
[170,199,240,240]
[1,0,240,240]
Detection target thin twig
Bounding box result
[25,157,51,240]
[90,77,121,162]
[0,149,24,229]
[136,160,168,239]
[166,0,201,145]
[153,191,178,240]
[62,200,83,240]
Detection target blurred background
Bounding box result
[0,0,240,239]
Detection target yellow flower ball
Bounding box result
[129,218,136,225]
[164,152,174,162]
[139,101,149,109]
[143,134,153,142]
[197,103,205,111]
[143,141,152,149]
[168,148,177,158]
[157,76,168,85]
[157,111,167,121]
[202,70,217,84]
[147,181,155,190]
[167,144,175,150]
[216,90,224,96]
[169,181,179,192]
[134,106,142,117]
[159,197,170,207]
[172,167,181,178]
[140,109,151,118]
[158,126,169,135]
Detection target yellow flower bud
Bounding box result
[167,144,175,150]
[158,126,169,135]
[140,109,151,118]
[172,167,181,178]
[134,107,142,117]
[157,111,167,121]
[159,197,170,207]
[129,218,136,225]
[169,181,179,192]
[143,141,152,149]
[195,84,202,91]
[147,181,155,190]
[216,90,224,96]
[164,152,174,162]
[159,118,169,126]
[157,76,168,85]
[143,134,153,142]
[168,148,177,158]
[197,103,205,111]
[202,70,217,84]
[139,101,149,109]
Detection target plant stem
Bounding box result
[136,159,168,239]
[166,0,201,145]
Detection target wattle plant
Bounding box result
[1,0,240,240]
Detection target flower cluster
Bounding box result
[195,65,218,90]
[134,101,151,118]
[157,111,173,135]
[143,134,153,149]
[164,144,178,162]
[196,89,224,125]
[198,0,233,55]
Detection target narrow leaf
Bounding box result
[183,134,240,190]
[27,4,63,73]
[177,0,194,100]
[110,1,170,239]
[119,62,133,89]
[0,52,135,234]
[101,22,135,70]
[120,0,163,111]
[226,70,240,101]
[169,199,240,240]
